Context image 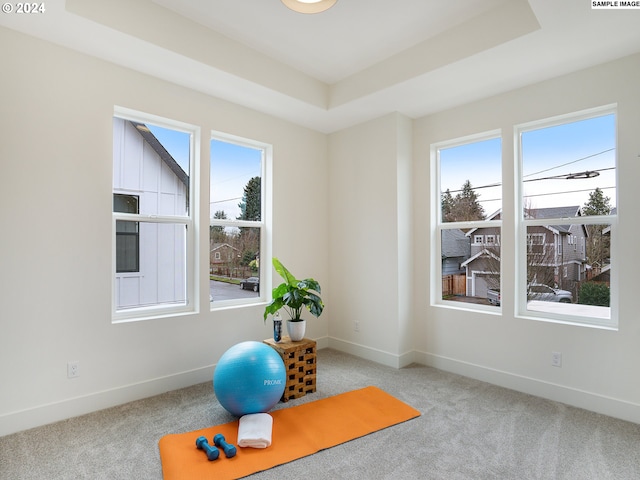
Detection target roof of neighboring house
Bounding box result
[130,121,189,188]
[211,243,240,252]
[526,206,581,234]
[525,206,580,220]
[465,209,500,237]
[461,248,500,268]
[441,229,470,258]
[468,206,581,236]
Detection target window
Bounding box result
[527,233,545,255]
[112,108,197,320]
[210,133,271,306]
[435,133,502,307]
[114,194,139,273]
[518,106,616,327]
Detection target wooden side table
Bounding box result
[263,336,317,402]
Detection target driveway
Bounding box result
[210,279,260,302]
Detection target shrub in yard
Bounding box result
[579,282,610,307]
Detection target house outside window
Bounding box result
[112,108,197,321]
[518,106,616,328]
[209,133,271,306]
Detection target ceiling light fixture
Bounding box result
[281,0,337,14]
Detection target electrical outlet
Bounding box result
[551,352,562,368]
[67,361,80,378]
[354,321,360,332]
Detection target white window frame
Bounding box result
[432,130,502,312]
[209,131,272,310]
[515,105,617,329]
[112,107,200,322]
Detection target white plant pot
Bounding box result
[287,319,306,341]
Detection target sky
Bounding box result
[147,124,190,174]
[439,113,616,216]
[148,112,616,223]
[145,125,263,222]
[210,139,262,221]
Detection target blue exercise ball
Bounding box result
[213,341,286,417]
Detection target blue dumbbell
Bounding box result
[196,436,219,461]
[213,433,237,458]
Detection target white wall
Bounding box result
[327,113,414,367]
[0,26,329,436]
[1,23,639,436]
[412,53,640,423]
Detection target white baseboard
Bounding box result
[0,336,330,437]
[3,341,637,437]
[413,350,640,425]
[327,337,415,368]
[0,365,215,437]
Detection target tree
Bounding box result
[441,189,454,221]
[236,177,261,276]
[582,187,611,216]
[237,176,261,221]
[210,210,228,244]
[442,180,485,222]
[582,187,611,269]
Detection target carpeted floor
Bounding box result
[1,348,639,479]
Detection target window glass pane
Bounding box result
[210,138,264,305]
[115,222,187,310]
[210,140,262,222]
[521,112,615,325]
[525,223,611,320]
[440,137,501,222]
[116,220,139,272]
[210,226,261,302]
[113,114,193,316]
[521,114,615,214]
[114,194,140,273]
[441,227,501,306]
[113,194,139,214]
[113,118,190,217]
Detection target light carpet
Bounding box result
[1,349,639,479]
[159,386,420,480]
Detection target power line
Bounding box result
[523,166,615,183]
[442,148,615,195]
[210,197,242,204]
[479,185,616,204]
[523,148,614,178]
[523,185,615,199]
[443,167,615,194]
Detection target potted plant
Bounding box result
[263,257,323,341]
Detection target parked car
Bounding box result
[487,289,501,305]
[528,284,572,303]
[487,284,572,305]
[240,276,260,292]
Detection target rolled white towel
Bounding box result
[237,413,273,448]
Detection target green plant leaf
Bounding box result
[273,257,298,287]
[264,257,323,322]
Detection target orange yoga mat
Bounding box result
[159,386,421,480]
